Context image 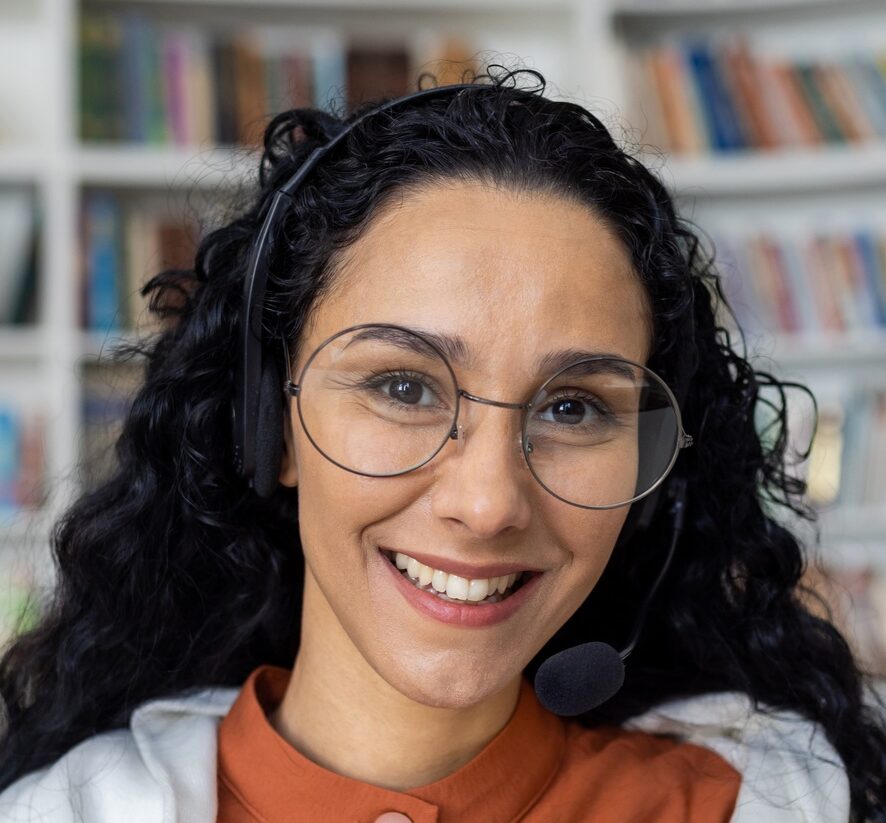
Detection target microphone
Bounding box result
[534,642,625,716]
[533,478,688,716]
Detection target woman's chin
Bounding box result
[377,656,522,711]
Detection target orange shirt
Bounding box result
[217,665,741,823]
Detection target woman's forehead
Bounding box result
[312,181,652,366]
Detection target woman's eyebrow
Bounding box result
[344,325,474,367]
[349,325,633,377]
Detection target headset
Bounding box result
[231,82,698,714]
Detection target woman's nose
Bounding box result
[429,405,533,539]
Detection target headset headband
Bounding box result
[232,83,480,482]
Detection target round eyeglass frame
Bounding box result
[282,322,694,510]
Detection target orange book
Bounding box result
[745,235,781,331]
[429,35,480,87]
[14,412,45,509]
[649,44,703,155]
[803,235,845,333]
[233,34,267,147]
[723,37,780,150]
[759,233,799,333]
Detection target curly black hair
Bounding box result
[1,66,884,820]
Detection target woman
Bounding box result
[0,68,884,822]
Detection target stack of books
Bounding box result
[627,34,886,154]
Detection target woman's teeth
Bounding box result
[390,551,524,605]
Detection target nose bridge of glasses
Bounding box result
[449,388,530,456]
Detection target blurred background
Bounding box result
[1,0,886,686]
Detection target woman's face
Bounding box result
[279,179,652,709]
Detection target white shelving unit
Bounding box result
[1,0,885,600]
[613,1,886,577]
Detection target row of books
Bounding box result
[807,391,886,509]
[80,191,201,334]
[627,34,886,155]
[0,363,142,525]
[0,188,39,325]
[79,11,476,146]
[714,227,886,336]
[0,405,45,517]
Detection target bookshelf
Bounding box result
[1,0,886,667]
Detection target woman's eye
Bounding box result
[539,396,608,426]
[386,377,431,405]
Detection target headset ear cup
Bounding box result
[253,356,283,498]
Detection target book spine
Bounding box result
[84,193,121,333]
[0,408,18,513]
[845,56,886,139]
[854,230,886,327]
[793,63,844,144]
[121,12,148,142]
[312,35,346,114]
[685,40,742,151]
[770,59,822,147]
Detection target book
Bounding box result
[81,192,122,333]
[79,360,145,492]
[346,44,412,112]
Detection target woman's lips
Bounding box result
[378,549,543,628]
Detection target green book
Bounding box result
[793,63,845,144]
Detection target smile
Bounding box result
[380,549,529,605]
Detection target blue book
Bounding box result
[313,36,346,112]
[780,236,820,334]
[0,408,18,513]
[845,57,886,139]
[854,230,886,328]
[685,40,745,152]
[85,193,121,333]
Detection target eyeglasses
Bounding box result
[281,323,693,509]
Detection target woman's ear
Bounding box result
[278,401,299,488]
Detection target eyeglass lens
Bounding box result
[294,325,681,509]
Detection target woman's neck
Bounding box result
[269,575,522,791]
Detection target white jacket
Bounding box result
[0,687,850,823]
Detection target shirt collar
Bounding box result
[218,664,566,823]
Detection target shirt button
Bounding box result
[373,814,413,823]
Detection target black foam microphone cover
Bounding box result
[533,641,625,716]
